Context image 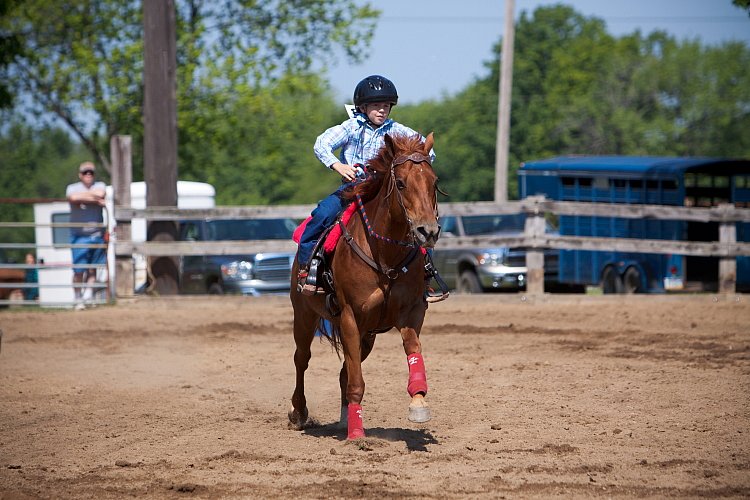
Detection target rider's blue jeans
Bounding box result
[298,184,350,267]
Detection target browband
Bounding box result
[392,153,432,167]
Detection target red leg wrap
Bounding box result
[407,353,428,397]
[347,403,365,440]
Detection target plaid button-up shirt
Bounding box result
[313,113,435,169]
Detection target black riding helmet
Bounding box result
[353,75,399,109]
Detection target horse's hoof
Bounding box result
[408,397,431,423]
[288,406,308,430]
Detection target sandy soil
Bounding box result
[0,294,749,499]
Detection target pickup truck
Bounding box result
[178,218,297,295]
[431,213,566,293]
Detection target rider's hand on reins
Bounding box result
[332,162,357,182]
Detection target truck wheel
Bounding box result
[623,267,642,294]
[601,266,623,294]
[208,283,224,295]
[458,270,482,294]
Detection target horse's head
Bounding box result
[347,132,442,248]
[382,132,441,248]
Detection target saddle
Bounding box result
[292,203,357,255]
[292,204,357,314]
[293,203,449,311]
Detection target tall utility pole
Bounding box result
[494,0,515,202]
[143,0,179,294]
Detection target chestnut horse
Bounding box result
[289,132,440,440]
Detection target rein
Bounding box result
[355,194,416,248]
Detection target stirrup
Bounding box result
[297,269,324,296]
[424,254,450,303]
[425,286,449,303]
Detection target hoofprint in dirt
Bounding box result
[0,295,748,499]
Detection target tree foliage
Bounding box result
[178,72,344,205]
[1,2,748,212]
[734,0,750,15]
[0,0,22,108]
[0,0,378,174]
[399,4,750,201]
[0,121,88,255]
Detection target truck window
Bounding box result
[440,216,457,236]
[462,214,526,236]
[181,222,201,241]
[206,219,296,241]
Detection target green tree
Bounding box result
[650,38,750,157]
[0,0,22,108]
[402,4,750,201]
[401,5,617,201]
[733,0,750,15]
[179,72,343,205]
[0,0,378,175]
[0,122,88,257]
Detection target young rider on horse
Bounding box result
[297,74,445,301]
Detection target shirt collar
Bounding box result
[355,113,392,130]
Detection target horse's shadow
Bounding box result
[302,422,438,452]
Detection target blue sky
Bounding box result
[327,0,750,105]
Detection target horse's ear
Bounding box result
[384,133,396,155]
[423,132,434,153]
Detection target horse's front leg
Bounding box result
[288,307,315,430]
[400,325,432,423]
[338,332,377,430]
[339,307,366,439]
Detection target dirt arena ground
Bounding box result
[0,294,749,499]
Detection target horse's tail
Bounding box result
[315,317,343,357]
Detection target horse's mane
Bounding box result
[342,133,427,202]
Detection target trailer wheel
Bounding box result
[623,267,642,294]
[601,266,623,294]
[458,270,482,294]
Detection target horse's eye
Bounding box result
[395,179,406,190]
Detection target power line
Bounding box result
[380,15,749,24]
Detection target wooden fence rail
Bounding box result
[115,197,750,223]
[112,197,750,296]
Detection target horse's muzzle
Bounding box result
[414,223,440,248]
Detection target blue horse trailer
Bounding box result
[519,156,750,293]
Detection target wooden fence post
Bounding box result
[524,196,546,295]
[718,204,737,294]
[143,0,180,295]
[111,135,134,298]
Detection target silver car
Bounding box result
[431,214,559,293]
